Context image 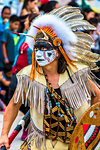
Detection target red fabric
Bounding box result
[9,130,18,144]
[83,124,90,135]
[12,42,29,74]
[41,0,49,5]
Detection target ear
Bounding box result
[56,49,59,58]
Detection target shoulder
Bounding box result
[17,65,46,86]
[17,65,32,77]
[59,62,89,86]
[20,9,29,16]
[72,62,89,72]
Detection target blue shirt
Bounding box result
[0,17,9,60]
[1,29,16,62]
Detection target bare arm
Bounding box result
[88,80,100,105]
[1,42,9,63]
[1,91,22,136]
[0,72,10,86]
[0,90,22,149]
[1,78,10,86]
[20,9,29,16]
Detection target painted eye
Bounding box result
[41,47,47,51]
[35,48,39,51]
[48,53,52,57]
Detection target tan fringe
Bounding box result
[23,120,46,150]
[15,67,98,112]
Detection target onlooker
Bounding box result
[39,1,59,14]
[0,6,11,71]
[9,13,38,108]
[9,13,38,140]
[68,0,79,7]
[0,63,12,106]
[89,17,100,50]
[88,17,100,85]
[0,99,6,112]
[0,6,11,24]
[1,15,20,67]
[82,8,95,21]
[20,0,39,16]
[19,14,29,33]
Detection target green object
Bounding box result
[81,0,91,10]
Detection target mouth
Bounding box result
[37,59,45,61]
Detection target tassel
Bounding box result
[30,49,36,80]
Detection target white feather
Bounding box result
[26,14,77,52]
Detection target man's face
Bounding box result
[2,8,11,20]
[34,41,57,66]
[10,21,20,31]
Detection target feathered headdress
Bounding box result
[25,6,100,80]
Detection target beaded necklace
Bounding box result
[43,74,76,147]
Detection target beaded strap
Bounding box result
[43,75,76,143]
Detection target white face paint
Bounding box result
[35,49,56,66]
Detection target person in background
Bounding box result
[88,17,100,85]
[9,1,13,9]
[20,0,39,16]
[39,1,59,14]
[89,17,100,50]
[19,14,29,33]
[82,8,95,21]
[0,63,12,106]
[0,99,6,112]
[95,13,100,32]
[0,6,11,31]
[67,0,79,7]
[0,6,11,71]
[0,72,6,111]
[1,15,20,68]
[8,13,38,141]
[10,13,38,103]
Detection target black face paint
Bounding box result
[47,52,52,57]
[34,41,53,50]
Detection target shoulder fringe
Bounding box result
[60,67,98,110]
[14,67,99,113]
[14,75,46,114]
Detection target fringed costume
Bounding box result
[14,6,100,150]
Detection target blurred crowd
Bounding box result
[0,0,100,126]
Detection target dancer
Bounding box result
[0,6,100,150]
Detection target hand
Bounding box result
[0,90,6,96]
[0,134,10,150]
[3,19,8,25]
[4,59,9,64]
[32,6,40,15]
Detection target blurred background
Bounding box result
[0,0,100,15]
[0,0,100,149]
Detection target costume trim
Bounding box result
[20,119,46,150]
[30,117,44,135]
[14,67,98,114]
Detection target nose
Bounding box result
[36,50,43,57]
